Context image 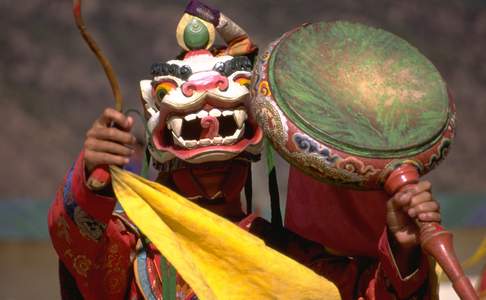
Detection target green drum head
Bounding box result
[268,21,450,158]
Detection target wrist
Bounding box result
[388,230,421,277]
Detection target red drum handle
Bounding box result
[384,165,478,300]
[86,165,111,191]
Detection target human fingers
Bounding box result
[87,127,136,145]
[417,211,441,223]
[84,149,130,171]
[393,181,432,210]
[407,190,435,211]
[390,190,413,209]
[84,138,134,157]
[95,108,134,130]
[386,190,414,232]
[408,200,440,218]
[412,180,432,194]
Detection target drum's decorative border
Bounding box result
[250,22,456,190]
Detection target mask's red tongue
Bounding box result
[200,115,220,139]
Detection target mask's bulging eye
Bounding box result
[234,74,251,88]
[154,80,178,107]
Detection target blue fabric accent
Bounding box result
[135,247,158,300]
[63,166,77,220]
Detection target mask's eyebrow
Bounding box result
[150,63,192,80]
[213,56,253,77]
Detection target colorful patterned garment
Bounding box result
[49,152,436,299]
[49,153,186,299]
[51,152,308,300]
[58,233,198,300]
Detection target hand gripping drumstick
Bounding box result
[73,0,124,190]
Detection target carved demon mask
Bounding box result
[140,49,263,166]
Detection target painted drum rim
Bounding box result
[266,21,451,159]
[251,21,455,190]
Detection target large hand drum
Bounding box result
[251,21,477,299]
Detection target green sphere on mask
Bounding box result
[183,18,210,50]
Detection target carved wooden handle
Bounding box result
[384,164,478,300]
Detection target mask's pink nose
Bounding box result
[181,71,229,97]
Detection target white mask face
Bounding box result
[140,51,262,164]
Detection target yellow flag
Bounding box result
[436,236,486,283]
[110,166,341,300]
[462,236,486,269]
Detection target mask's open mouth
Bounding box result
[169,107,247,148]
[152,105,262,162]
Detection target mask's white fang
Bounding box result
[167,116,183,136]
[233,109,247,128]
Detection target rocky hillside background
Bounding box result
[1,0,486,199]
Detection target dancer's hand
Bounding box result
[83,107,136,175]
[386,181,440,274]
[387,180,441,249]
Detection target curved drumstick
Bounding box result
[385,165,478,300]
[73,0,124,190]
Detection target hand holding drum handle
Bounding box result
[253,19,475,299]
[73,0,124,190]
[384,164,478,300]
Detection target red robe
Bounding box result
[285,166,434,299]
[49,152,207,299]
[48,153,433,299]
[479,265,486,298]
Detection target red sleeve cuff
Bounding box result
[71,151,116,224]
[378,228,429,298]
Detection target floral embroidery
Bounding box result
[104,244,126,295]
[64,249,74,259]
[105,267,126,294]
[73,254,92,277]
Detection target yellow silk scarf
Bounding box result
[110,166,340,300]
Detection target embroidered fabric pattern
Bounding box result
[63,166,107,241]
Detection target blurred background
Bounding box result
[1,0,485,299]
